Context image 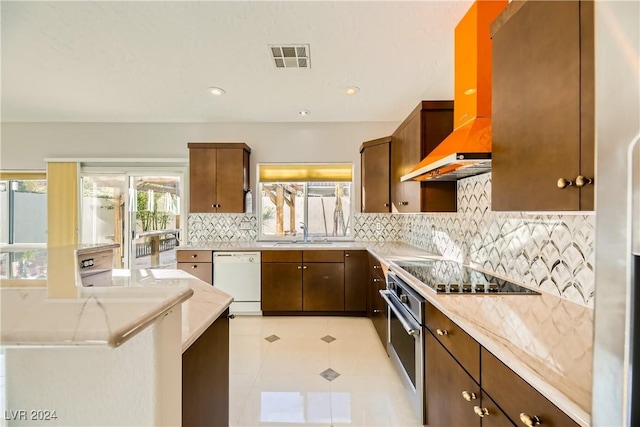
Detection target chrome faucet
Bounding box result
[300,222,309,243]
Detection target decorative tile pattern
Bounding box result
[264,334,280,343]
[353,213,405,241]
[320,335,336,343]
[187,214,257,243]
[354,174,595,307]
[319,368,341,382]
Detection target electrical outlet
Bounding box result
[240,220,251,230]
[376,222,382,231]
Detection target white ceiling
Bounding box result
[1,1,473,123]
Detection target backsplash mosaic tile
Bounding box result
[356,174,595,307]
[187,214,257,243]
[187,174,594,307]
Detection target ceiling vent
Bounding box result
[269,44,310,69]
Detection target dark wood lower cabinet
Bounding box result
[262,250,367,314]
[369,255,388,352]
[345,250,369,312]
[261,263,303,311]
[303,263,345,311]
[425,332,482,427]
[182,309,229,427]
[481,348,579,427]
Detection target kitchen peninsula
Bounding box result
[1,246,233,427]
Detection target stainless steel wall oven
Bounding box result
[380,270,426,424]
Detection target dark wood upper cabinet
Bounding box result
[188,142,251,213]
[391,101,457,213]
[491,0,594,211]
[360,137,391,213]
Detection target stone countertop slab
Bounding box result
[1,269,233,352]
[367,245,593,427]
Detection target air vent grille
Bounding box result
[269,44,310,69]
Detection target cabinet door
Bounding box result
[399,112,422,212]
[215,148,246,213]
[480,392,516,427]
[303,263,345,311]
[492,0,586,211]
[178,262,212,285]
[425,332,480,427]
[391,130,404,212]
[189,148,217,213]
[344,250,368,312]
[182,308,229,427]
[481,347,579,427]
[361,142,391,213]
[370,257,388,352]
[261,263,303,311]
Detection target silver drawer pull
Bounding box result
[474,406,489,418]
[519,413,541,427]
[461,391,477,401]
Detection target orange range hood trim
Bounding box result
[402,0,507,182]
[401,117,492,181]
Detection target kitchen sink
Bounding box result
[272,241,334,246]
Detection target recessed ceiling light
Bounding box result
[298,109,311,117]
[209,87,226,96]
[344,86,360,95]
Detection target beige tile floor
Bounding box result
[229,316,422,427]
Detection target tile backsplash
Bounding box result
[187,173,594,307]
[355,174,595,307]
[187,214,257,243]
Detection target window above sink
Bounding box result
[257,163,353,242]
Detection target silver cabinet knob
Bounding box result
[191,265,197,269]
[462,391,477,401]
[400,294,408,303]
[297,265,302,269]
[575,175,593,187]
[345,253,350,257]
[557,178,574,189]
[474,406,489,418]
[436,328,448,336]
[519,413,541,427]
[303,265,307,269]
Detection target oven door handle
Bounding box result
[379,290,421,337]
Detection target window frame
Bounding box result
[256,163,354,242]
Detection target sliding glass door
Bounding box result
[81,169,183,269]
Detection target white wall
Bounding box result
[1,121,398,211]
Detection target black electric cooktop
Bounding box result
[393,259,539,295]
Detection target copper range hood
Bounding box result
[402,0,507,182]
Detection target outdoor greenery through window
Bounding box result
[258,164,352,240]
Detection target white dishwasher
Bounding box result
[213,252,261,315]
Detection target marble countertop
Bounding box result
[1,269,232,351]
[178,240,427,252]
[366,245,593,427]
[179,272,233,352]
[0,269,233,352]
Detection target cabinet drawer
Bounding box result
[481,347,579,427]
[425,302,480,382]
[178,262,213,285]
[177,250,212,263]
[303,250,344,263]
[261,250,302,263]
